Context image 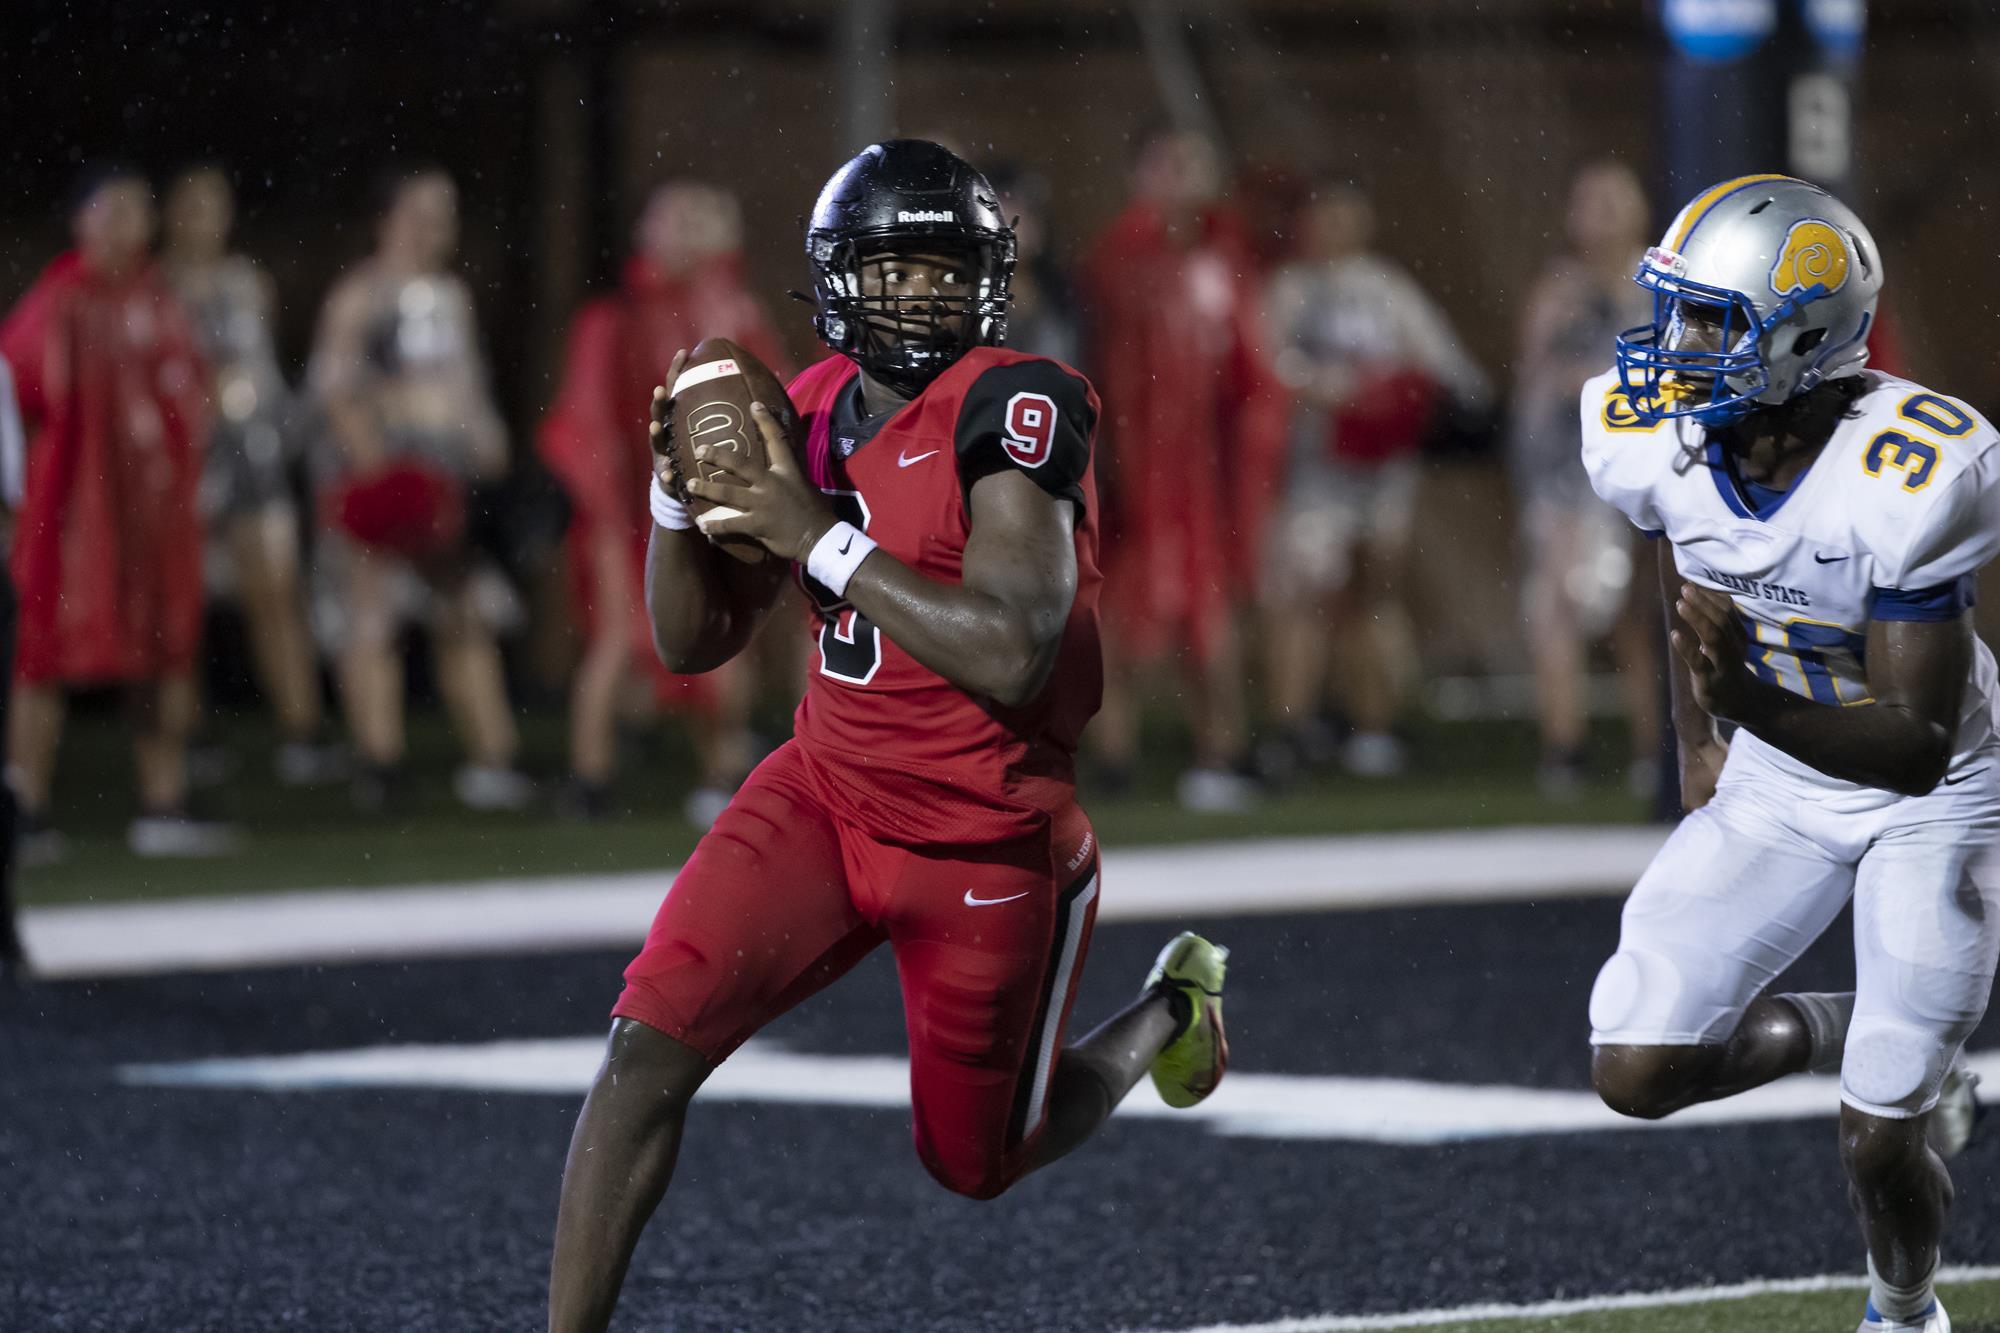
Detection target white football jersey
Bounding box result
[1580,367,2000,793]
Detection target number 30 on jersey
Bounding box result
[1864,394,1976,493]
[800,490,883,685]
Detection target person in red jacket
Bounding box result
[539,182,788,823]
[1079,129,1281,810]
[0,167,235,859]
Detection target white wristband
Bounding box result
[649,474,692,531]
[805,521,877,598]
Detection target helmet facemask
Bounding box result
[808,229,1015,398]
[1615,247,1854,429]
[1616,256,1769,426]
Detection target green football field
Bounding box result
[19,705,1653,906]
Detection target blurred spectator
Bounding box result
[307,166,528,812]
[989,166,1079,367]
[1260,183,1490,778]
[0,167,234,858]
[1508,160,1662,799]
[0,353,23,977]
[1081,129,1279,811]
[538,181,786,825]
[163,165,341,787]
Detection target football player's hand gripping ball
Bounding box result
[687,402,837,565]
[649,349,693,500]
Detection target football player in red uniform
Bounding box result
[547,141,1231,1332]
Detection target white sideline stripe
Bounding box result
[22,825,1666,979]
[1126,1265,2000,1332]
[117,1039,2000,1146]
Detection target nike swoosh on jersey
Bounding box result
[1813,553,1850,564]
[963,889,1030,907]
[897,448,940,468]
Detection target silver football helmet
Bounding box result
[1614,174,1882,426]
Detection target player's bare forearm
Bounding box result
[842,556,1068,708]
[842,471,1076,708]
[1657,544,1728,808]
[1657,544,1716,750]
[1729,614,1968,795]
[1724,681,1956,795]
[683,398,1078,704]
[643,525,784,674]
[1676,574,1968,796]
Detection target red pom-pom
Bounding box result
[1328,368,1439,465]
[321,464,467,559]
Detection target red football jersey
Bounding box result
[784,346,1103,845]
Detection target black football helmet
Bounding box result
[805,139,1016,397]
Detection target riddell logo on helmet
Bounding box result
[897,209,956,223]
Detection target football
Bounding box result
[667,336,800,564]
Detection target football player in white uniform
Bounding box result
[1580,175,1999,1333]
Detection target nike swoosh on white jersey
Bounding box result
[963,889,1029,907]
[898,449,940,468]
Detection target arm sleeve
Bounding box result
[1576,371,1668,534]
[953,358,1096,512]
[1871,580,1973,622]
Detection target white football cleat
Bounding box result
[1926,1059,1981,1160]
[1857,1297,1949,1333]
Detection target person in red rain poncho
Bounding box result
[538,182,790,825]
[0,166,236,859]
[1080,129,1284,812]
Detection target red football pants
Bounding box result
[614,740,1102,1200]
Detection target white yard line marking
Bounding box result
[1124,1265,2000,1332]
[25,825,1667,979]
[118,1039,2000,1146]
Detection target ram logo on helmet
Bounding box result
[1770,219,1851,298]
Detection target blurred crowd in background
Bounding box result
[1,128,1901,856]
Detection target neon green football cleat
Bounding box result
[1144,931,1230,1108]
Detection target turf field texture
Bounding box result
[8,893,2000,1331]
[1145,1276,2000,1330]
[1294,1280,2000,1332]
[21,707,1648,905]
[1440,1281,2000,1333]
